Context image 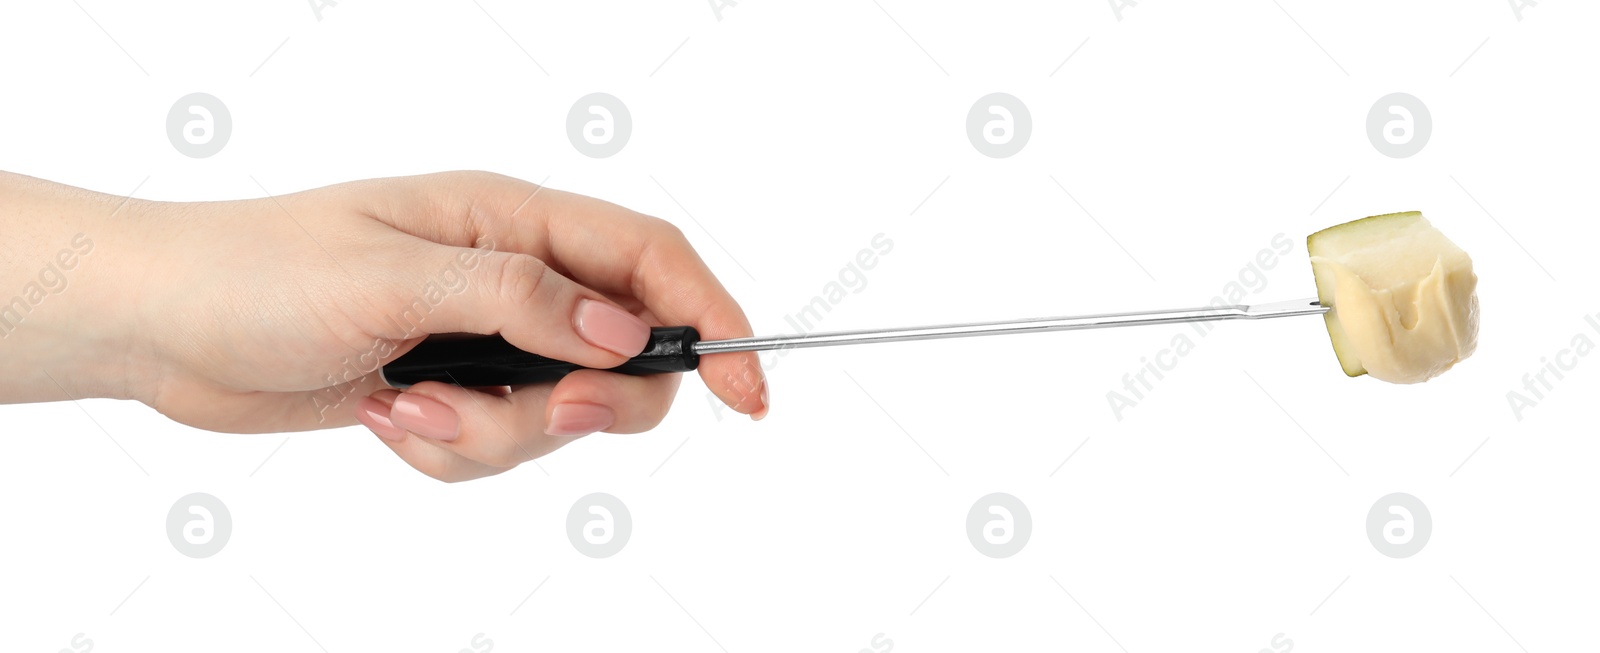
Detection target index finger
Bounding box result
[533,189,768,419]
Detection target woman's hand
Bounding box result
[0,171,768,481]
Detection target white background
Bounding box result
[2,1,1597,651]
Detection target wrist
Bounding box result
[0,174,158,403]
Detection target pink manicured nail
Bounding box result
[546,403,615,437]
[390,393,460,441]
[573,299,650,356]
[751,380,770,421]
[356,397,408,442]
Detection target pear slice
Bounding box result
[1307,212,1479,383]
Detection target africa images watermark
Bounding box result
[310,234,497,422]
[707,232,894,420]
[0,233,94,339]
[1106,232,1294,420]
[1504,312,1599,421]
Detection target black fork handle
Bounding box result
[381,326,701,388]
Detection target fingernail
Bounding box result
[390,393,460,441]
[751,379,770,421]
[546,403,615,437]
[356,396,408,442]
[574,299,650,356]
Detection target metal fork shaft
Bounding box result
[692,298,1329,355]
